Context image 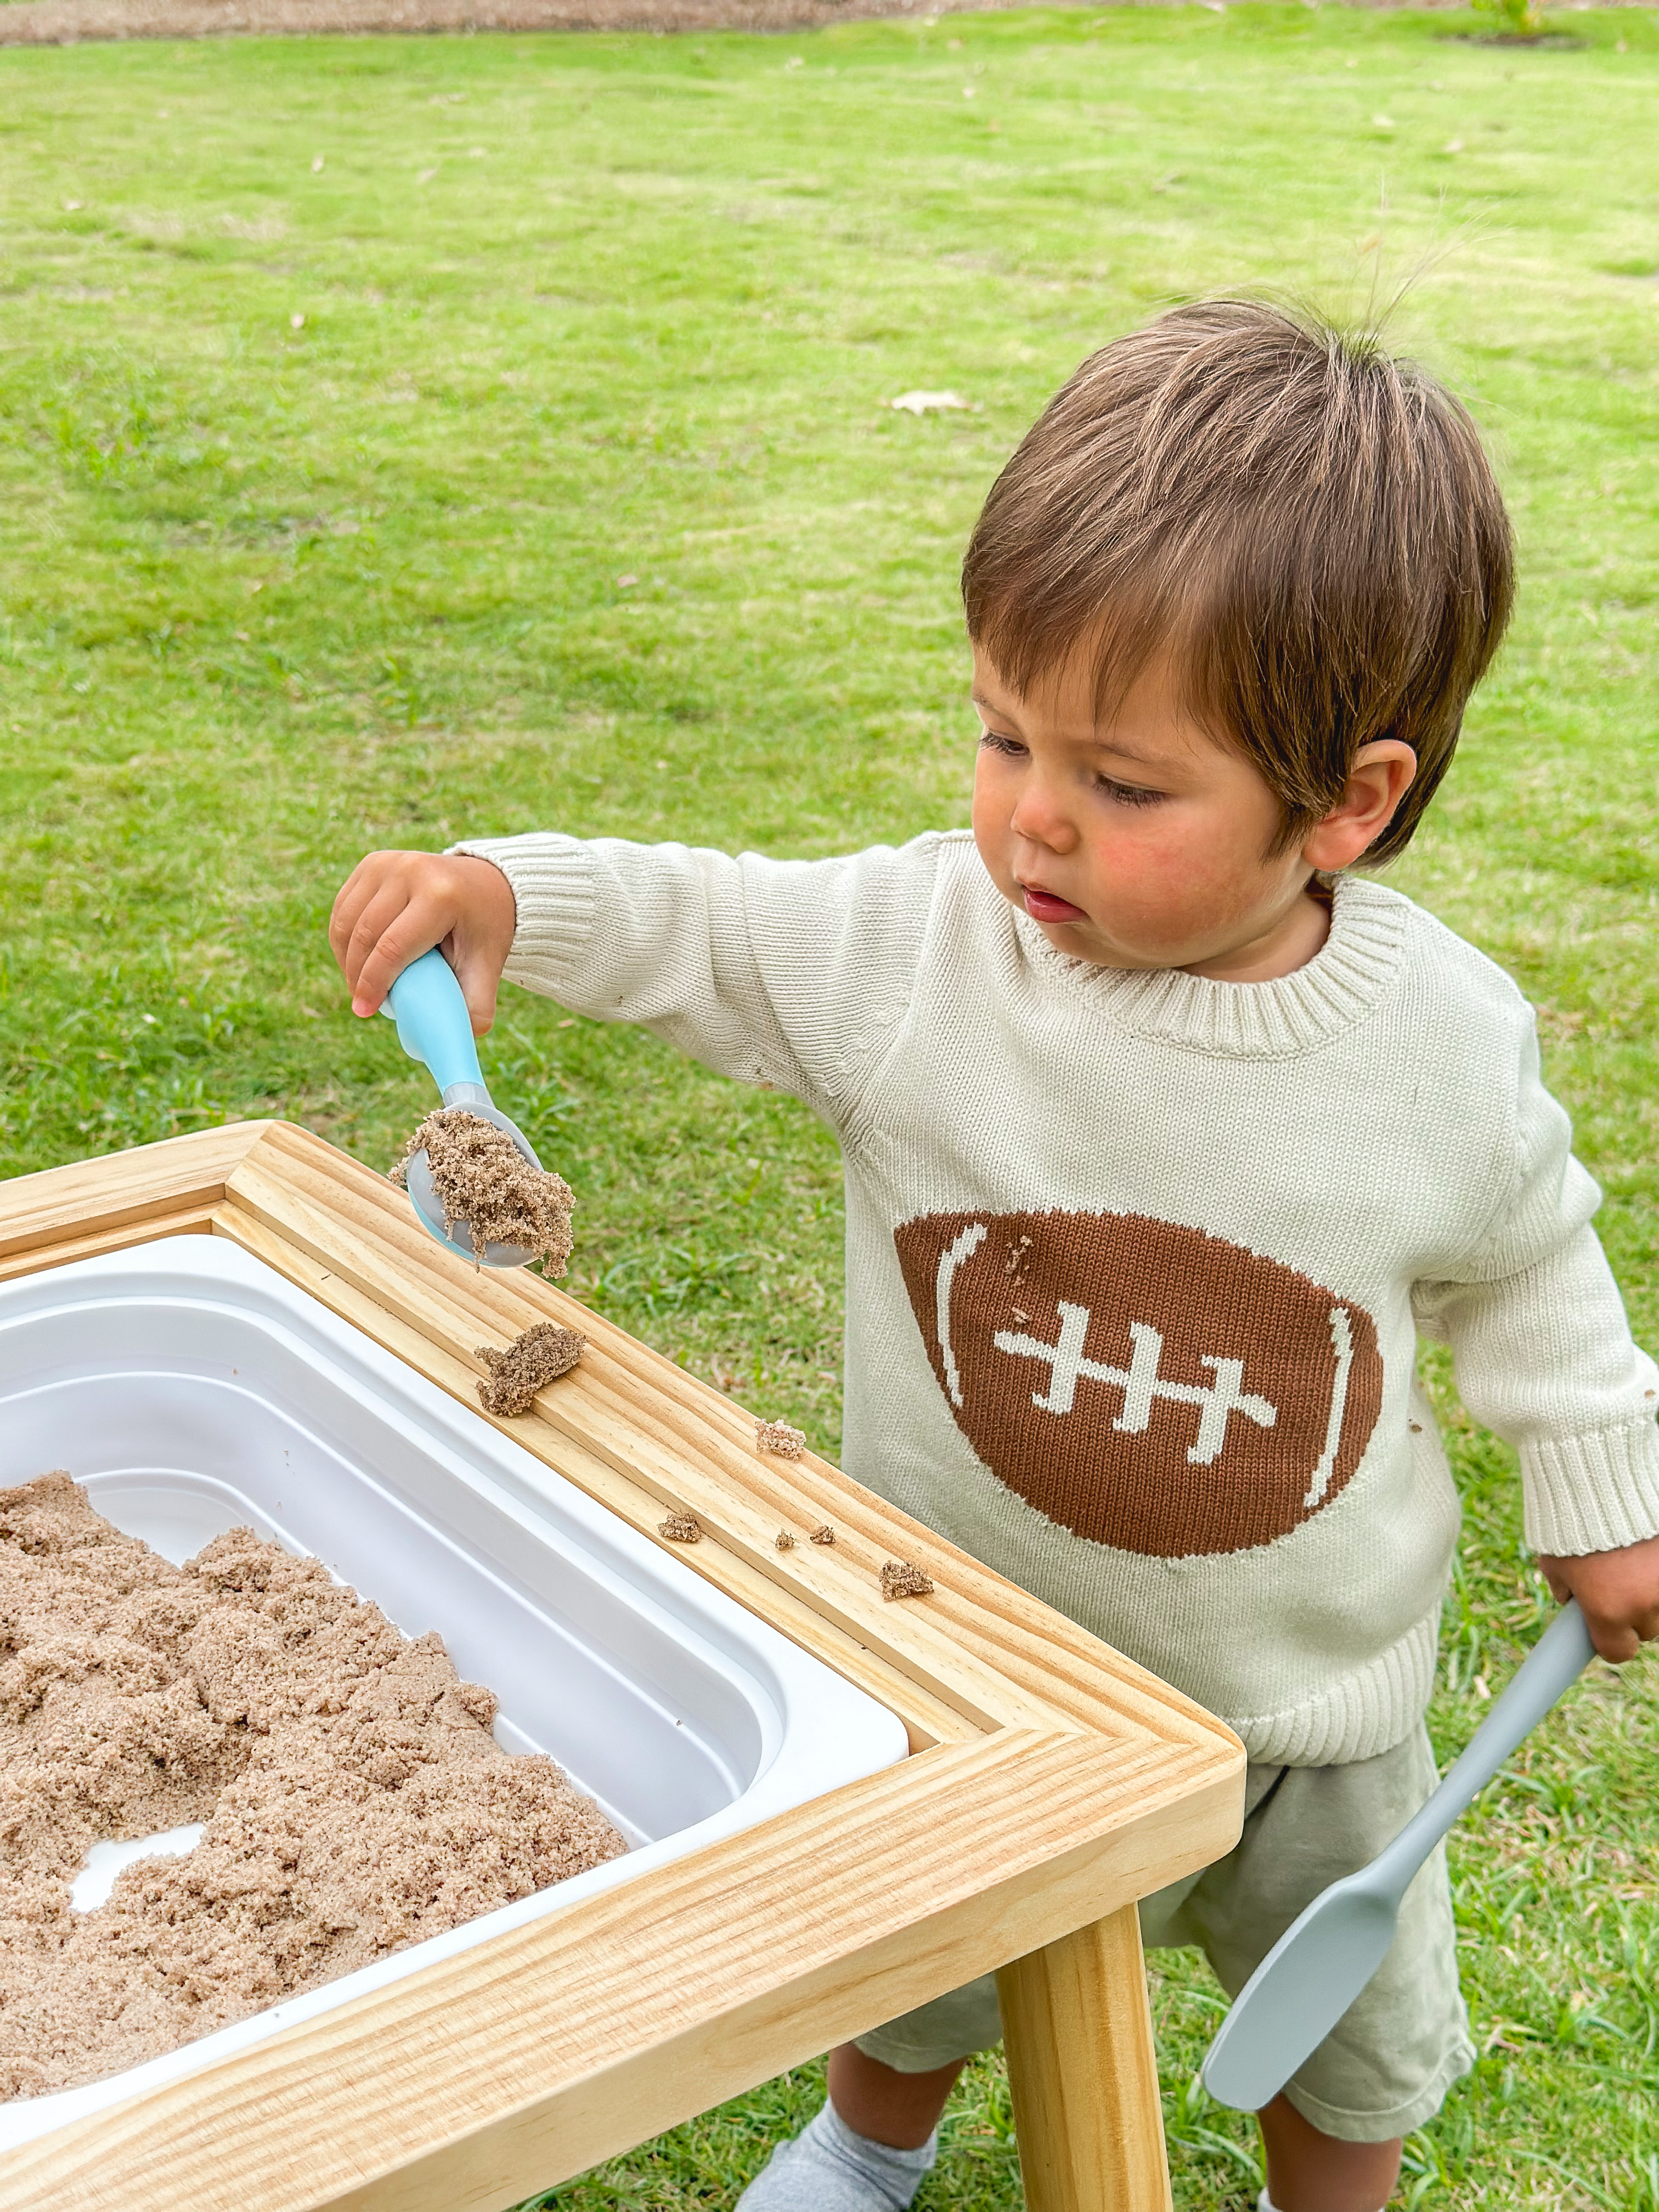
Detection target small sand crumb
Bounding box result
[810,1523,836,1548]
[392,1109,574,1271]
[659,1514,701,1544]
[475,1322,585,1417]
[755,1419,806,1459]
[881,1560,934,1602]
[0,1472,625,2101]
[775,1530,794,1553]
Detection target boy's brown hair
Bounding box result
[961,300,1514,863]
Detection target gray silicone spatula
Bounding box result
[1201,1599,1596,2112]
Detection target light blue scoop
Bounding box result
[379,947,545,1269]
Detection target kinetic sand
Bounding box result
[476,1322,586,1417]
[880,1560,934,1602]
[392,1110,575,1271]
[754,1419,806,1459]
[0,1472,625,2101]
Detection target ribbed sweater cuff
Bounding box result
[1521,1417,1659,1557]
[450,835,594,997]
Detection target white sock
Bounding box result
[736,2100,939,2211]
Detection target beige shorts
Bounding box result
[855,1721,1474,2143]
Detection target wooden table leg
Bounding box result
[996,1903,1173,2212]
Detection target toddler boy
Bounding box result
[332,302,1659,2212]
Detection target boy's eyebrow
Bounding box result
[1089,736,1161,769]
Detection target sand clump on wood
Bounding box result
[0,1472,626,2101]
[476,1322,585,1416]
[754,1419,806,1459]
[658,1513,701,1544]
[392,1109,574,1271]
[881,1560,934,1602]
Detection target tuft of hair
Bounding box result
[961,298,1515,863]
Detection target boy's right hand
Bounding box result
[329,850,517,1037]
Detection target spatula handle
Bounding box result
[1378,1599,1595,1893]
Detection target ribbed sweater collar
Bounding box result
[1008,872,1412,1058]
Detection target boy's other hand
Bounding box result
[1538,1532,1659,1663]
[329,850,517,1036]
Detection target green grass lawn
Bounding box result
[2,5,1656,2203]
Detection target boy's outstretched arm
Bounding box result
[1418,1018,1659,1668]
[330,849,517,1037]
[331,830,942,1127]
[1538,1534,1659,1663]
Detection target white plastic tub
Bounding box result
[0,1235,909,2151]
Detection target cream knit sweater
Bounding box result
[456,828,1659,1765]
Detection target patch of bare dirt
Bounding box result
[0,0,1036,43]
[0,0,1642,42]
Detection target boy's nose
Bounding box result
[1009,785,1079,854]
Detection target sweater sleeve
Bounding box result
[1413,1015,1659,1558]
[448,830,945,1128]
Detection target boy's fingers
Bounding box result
[1584,1616,1641,1664]
[1576,1601,1659,1664]
[340,885,420,1005]
[328,863,381,973]
[353,909,449,1017]
[330,856,413,984]
[331,850,436,969]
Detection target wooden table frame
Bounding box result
[0,1122,1244,2212]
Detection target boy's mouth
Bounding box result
[1019,882,1088,925]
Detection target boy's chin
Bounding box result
[1030,911,1127,968]
[1024,904,1176,975]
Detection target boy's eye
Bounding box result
[978,730,1027,759]
[1097,776,1164,809]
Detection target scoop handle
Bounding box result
[379,947,486,1096]
[1374,1599,1595,1899]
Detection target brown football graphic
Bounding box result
[893,1210,1383,1558]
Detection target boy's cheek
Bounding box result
[1081,820,1229,927]
[969,772,1020,893]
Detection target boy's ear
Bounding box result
[1302,742,1418,872]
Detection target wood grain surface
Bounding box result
[0,1124,1245,2212]
[1000,1905,1174,2212]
